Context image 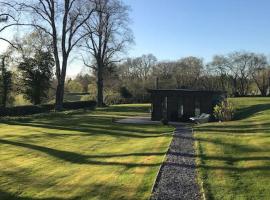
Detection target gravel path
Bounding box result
[150,125,201,200]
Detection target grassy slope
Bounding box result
[0,104,173,200]
[194,98,270,200]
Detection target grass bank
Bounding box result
[194,97,270,199]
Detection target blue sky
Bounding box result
[1,0,270,75]
[125,0,270,62]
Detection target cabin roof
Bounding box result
[148,89,226,94]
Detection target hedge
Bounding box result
[0,101,96,117]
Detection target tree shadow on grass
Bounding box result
[3,122,170,138]
[234,103,270,120]
[168,134,270,171]
[0,139,164,167]
[0,182,134,200]
[194,103,270,134]
[97,105,150,113]
[194,124,270,134]
[168,151,270,164]
[1,116,171,139]
[165,151,270,172]
[164,162,270,172]
[0,190,68,200]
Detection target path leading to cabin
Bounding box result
[150,125,201,200]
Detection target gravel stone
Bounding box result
[150,125,201,200]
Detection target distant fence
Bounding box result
[0,101,96,117]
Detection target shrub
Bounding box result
[13,94,31,106]
[104,89,121,105]
[213,100,235,121]
[80,95,94,101]
[0,101,96,117]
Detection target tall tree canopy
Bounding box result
[82,0,133,106]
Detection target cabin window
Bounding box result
[178,99,184,118]
[164,97,168,110]
[195,99,201,116]
[162,96,168,118]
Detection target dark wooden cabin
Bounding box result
[148,89,226,122]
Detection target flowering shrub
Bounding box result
[213,100,235,121]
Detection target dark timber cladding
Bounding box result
[148,89,225,122]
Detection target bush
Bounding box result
[104,89,121,105]
[80,95,94,101]
[13,94,31,106]
[0,101,96,117]
[213,100,235,121]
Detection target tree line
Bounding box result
[113,52,270,103]
[1,44,270,107]
[0,1,269,109]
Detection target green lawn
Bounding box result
[0,104,173,200]
[194,97,270,200]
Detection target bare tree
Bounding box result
[249,54,269,96]
[121,54,156,100]
[17,0,96,110]
[212,52,267,96]
[137,54,157,80]
[82,0,133,107]
[208,55,231,91]
[232,52,251,96]
[173,56,203,89]
[120,54,156,80]
[153,62,175,80]
[0,1,19,48]
[213,52,254,96]
[14,30,53,59]
[252,68,270,96]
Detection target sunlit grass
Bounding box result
[0,104,173,200]
[194,98,270,200]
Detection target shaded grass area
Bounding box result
[194,97,270,200]
[0,104,173,200]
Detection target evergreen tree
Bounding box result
[18,51,54,105]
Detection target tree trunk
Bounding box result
[232,77,238,97]
[55,66,66,111]
[97,61,104,107]
[55,73,65,111]
[2,85,7,108]
[34,95,41,105]
[55,81,65,110]
[55,57,68,111]
[259,84,267,96]
[261,90,267,97]
[1,57,7,108]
